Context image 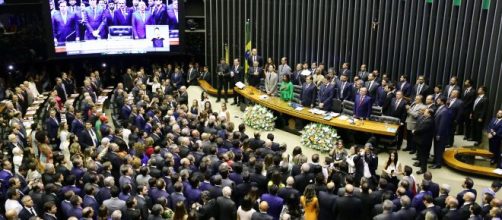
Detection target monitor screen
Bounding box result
[48,0,180,56]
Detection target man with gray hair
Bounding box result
[111,210,122,220]
[215,186,236,220]
[395,195,416,220]
[443,197,462,220]
[293,163,313,193]
[277,176,300,201]
[434,184,450,209]
[374,200,397,220]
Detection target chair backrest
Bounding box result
[342,100,355,111]
[342,108,353,115]
[379,115,401,125]
[332,99,343,113]
[371,105,383,116]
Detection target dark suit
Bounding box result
[414,115,434,172]
[416,206,441,220]
[79,129,98,149]
[340,68,353,79]
[52,11,80,43]
[337,81,353,101]
[187,67,200,86]
[19,207,36,220]
[373,211,398,220]
[216,63,230,102]
[397,81,412,97]
[443,84,461,98]
[412,83,430,99]
[461,87,476,138]
[230,65,244,103]
[293,173,314,194]
[248,66,263,87]
[376,86,387,107]
[395,207,416,220]
[334,195,362,220]
[151,4,168,25]
[251,212,274,220]
[318,191,337,220]
[43,213,58,220]
[171,72,184,89]
[45,117,60,142]
[442,208,463,220]
[131,11,153,39]
[434,106,452,166]
[83,6,107,40]
[354,95,373,118]
[388,98,407,149]
[301,83,317,107]
[247,55,264,67]
[214,196,236,220]
[471,96,489,143]
[488,118,502,165]
[448,98,464,145]
[113,8,132,25]
[317,83,335,111]
[166,4,179,29]
[365,80,380,99]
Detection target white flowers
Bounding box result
[300,123,339,153]
[243,105,276,131]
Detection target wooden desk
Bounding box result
[443,147,502,178]
[198,80,234,96]
[235,86,399,136]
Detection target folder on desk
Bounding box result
[235,81,246,89]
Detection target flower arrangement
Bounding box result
[161,207,174,219]
[300,123,340,153]
[243,105,276,131]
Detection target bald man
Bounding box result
[334,184,362,220]
[318,182,337,220]
[251,201,273,220]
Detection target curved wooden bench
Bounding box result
[234,85,399,136]
[198,80,234,96]
[443,147,502,178]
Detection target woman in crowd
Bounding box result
[173,201,188,220]
[300,184,319,220]
[330,140,348,168]
[58,121,71,168]
[218,102,231,122]
[203,101,213,115]
[279,74,293,102]
[190,99,199,115]
[237,195,256,220]
[382,150,402,186]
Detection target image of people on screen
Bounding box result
[51,0,80,45]
[151,27,165,47]
[131,1,153,39]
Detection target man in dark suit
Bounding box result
[213,186,236,220]
[388,91,408,149]
[353,87,373,119]
[19,195,38,220]
[187,63,200,86]
[447,90,463,146]
[216,58,230,103]
[334,184,362,220]
[45,110,60,144]
[113,0,132,25]
[131,1,154,39]
[84,0,107,40]
[487,109,502,166]
[364,73,380,99]
[381,83,396,115]
[230,59,244,105]
[412,75,430,99]
[171,67,184,89]
[317,75,336,112]
[82,185,99,218]
[395,196,416,220]
[300,76,317,107]
[471,86,489,145]
[166,0,179,29]
[125,197,141,220]
[52,0,80,44]
[79,121,99,150]
[251,201,274,220]
[373,200,398,220]
[442,197,462,220]
[337,74,352,101]
[318,182,337,220]
[54,77,68,103]
[339,63,352,80]
[43,201,58,220]
[456,177,477,207]
[414,109,434,174]
[356,64,369,82]
[247,48,264,67]
[260,185,283,220]
[397,75,412,98]
[248,61,263,87]
[151,0,168,25]
[431,96,452,169]
[443,76,461,99]
[460,79,476,139]
[293,163,314,194]
[416,195,442,220]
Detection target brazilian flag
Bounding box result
[244,19,252,83]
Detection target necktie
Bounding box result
[253,56,256,62]
[474,97,481,108]
[341,82,346,97]
[448,86,454,97]
[93,8,97,20]
[142,12,145,22]
[395,100,400,110]
[369,81,373,90]
[401,82,405,90]
[417,84,422,95]
[360,96,364,105]
[30,207,36,216]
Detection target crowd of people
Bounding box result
[0,58,500,220]
[50,0,179,44]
